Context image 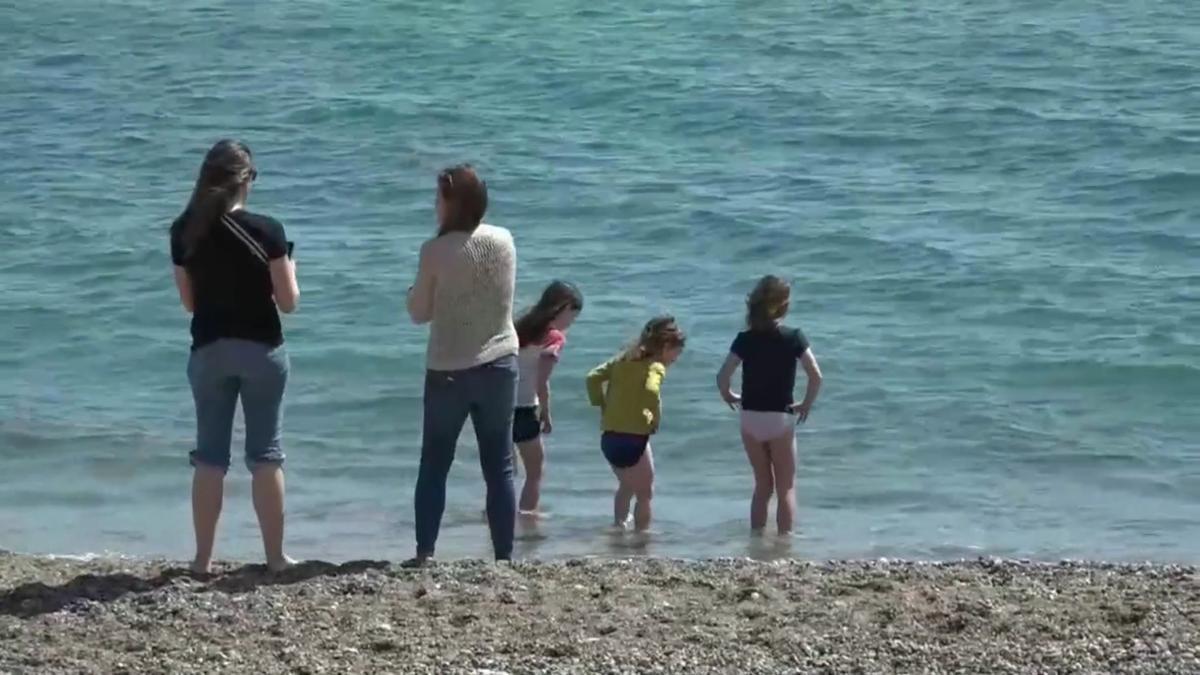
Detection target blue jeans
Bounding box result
[187,339,289,473]
[415,355,517,560]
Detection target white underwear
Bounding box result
[740,410,795,442]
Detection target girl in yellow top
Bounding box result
[586,316,686,532]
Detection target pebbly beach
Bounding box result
[1,553,1197,674]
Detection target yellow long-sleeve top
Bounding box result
[585,357,667,435]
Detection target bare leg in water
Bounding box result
[516,437,545,515]
[741,430,774,533]
[612,467,634,528]
[627,445,655,532]
[768,433,797,535]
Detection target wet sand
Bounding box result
[0,552,1197,674]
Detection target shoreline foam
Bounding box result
[1,553,1197,673]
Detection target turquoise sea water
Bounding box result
[1,1,1197,562]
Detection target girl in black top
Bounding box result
[716,276,823,535]
[170,139,300,574]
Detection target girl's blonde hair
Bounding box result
[746,275,791,331]
[623,315,686,361]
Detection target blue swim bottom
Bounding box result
[601,432,649,469]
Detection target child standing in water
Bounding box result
[512,281,584,518]
[586,316,686,532]
[717,276,823,535]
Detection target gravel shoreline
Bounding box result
[0,553,1197,674]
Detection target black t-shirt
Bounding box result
[730,326,810,413]
[170,209,288,350]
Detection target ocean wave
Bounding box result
[0,417,179,453]
[32,53,89,68]
[971,305,1114,327]
[1066,168,1200,193]
[1015,360,1200,392]
[29,551,139,562]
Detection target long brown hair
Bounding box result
[178,139,256,257]
[515,281,584,347]
[437,164,488,234]
[623,315,686,361]
[747,275,791,331]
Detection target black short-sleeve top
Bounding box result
[730,325,810,412]
[170,209,288,350]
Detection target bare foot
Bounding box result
[267,555,297,573]
[189,559,213,577]
[516,515,547,541]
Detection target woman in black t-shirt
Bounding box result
[169,139,300,574]
[716,276,823,536]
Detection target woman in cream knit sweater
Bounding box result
[407,164,519,563]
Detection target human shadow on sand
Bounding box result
[0,559,390,619]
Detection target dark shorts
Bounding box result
[601,432,649,469]
[513,406,540,444]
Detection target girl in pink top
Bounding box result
[512,281,584,518]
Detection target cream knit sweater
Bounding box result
[407,224,518,371]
